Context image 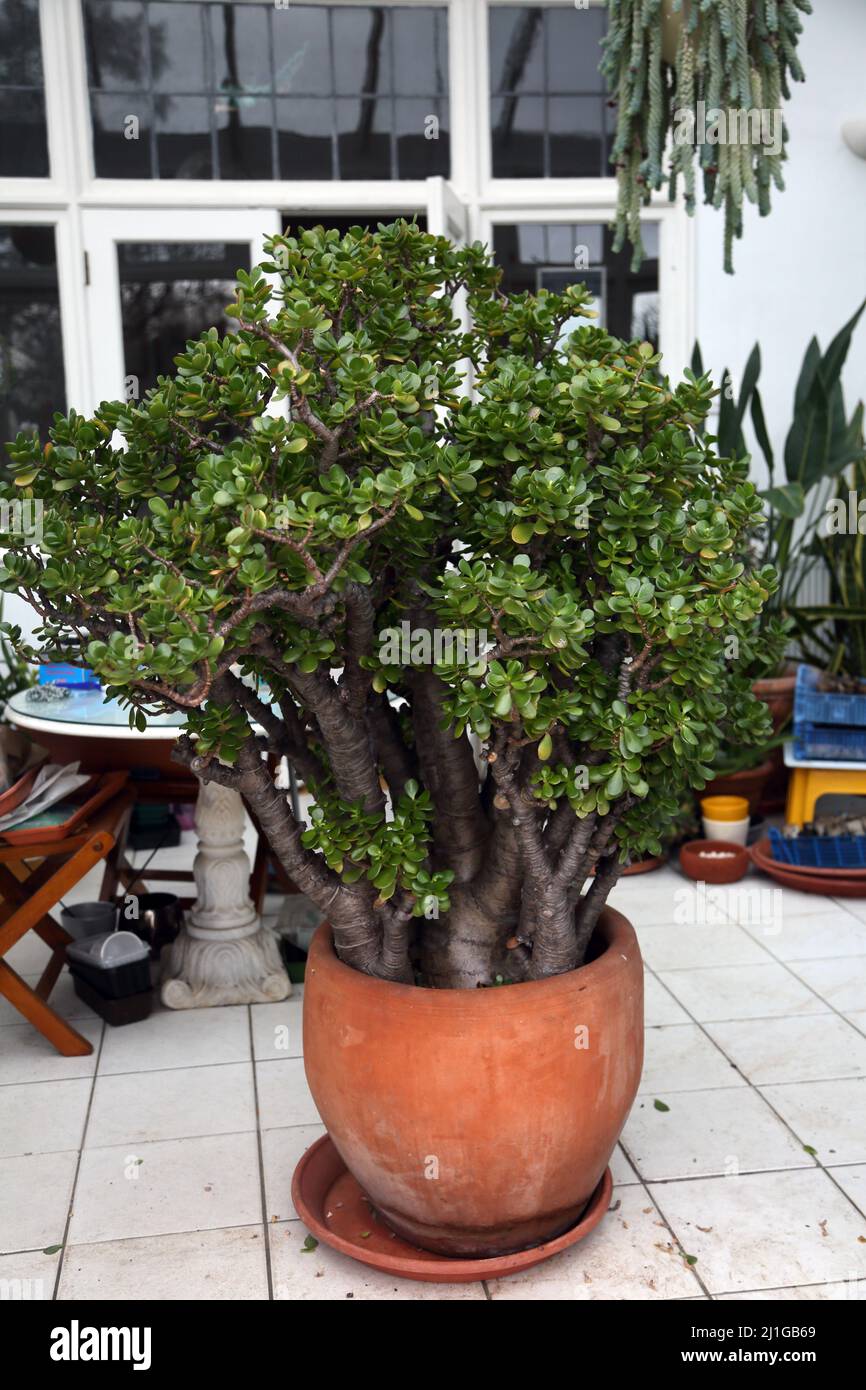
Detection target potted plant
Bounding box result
[694,300,865,807]
[0,221,774,1259]
[602,0,812,272]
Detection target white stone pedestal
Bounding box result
[161,778,290,1008]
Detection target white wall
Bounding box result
[694,0,866,488]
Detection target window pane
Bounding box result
[333,6,390,97]
[492,222,659,349]
[85,2,450,181]
[0,88,49,177]
[0,225,66,440]
[546,6,606,91]
[489,6,543,93]
[489,4,607,178]
[395,98,449,178]
[0,0,44,85]
[117,241,250,394]
[276,97,333,179]
[155,95,212,178]
[91,93,153,177]
[215,96,273,180]
[393,7,446,97]
[83,1,148,90]
[149,1,207,92]
[549,96,604,178]
[491,95,544,179]
[0,0,49,176]
[209,2,272,93]
[272,5,330,95]
[337,97,391,180]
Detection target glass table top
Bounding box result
[5,687,186,729]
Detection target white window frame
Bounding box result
[0,0,696,410]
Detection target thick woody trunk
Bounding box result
[418,881,526,989]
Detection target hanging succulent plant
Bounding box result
[601,0,813,273]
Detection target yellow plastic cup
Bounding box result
[700,796,749,821]
[701,795,750,846]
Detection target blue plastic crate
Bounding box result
[769,825,866,868]
[792,722,866,761]
[795,665,866,728]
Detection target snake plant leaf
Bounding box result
[750,387,774,474]
[761,482,805,520]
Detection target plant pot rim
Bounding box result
[709,758,775,781]
[753,669,798,692]
[308,904,636,1006]
[681,837,749,858]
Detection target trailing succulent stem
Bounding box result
[1,220,775,988]
[601,0,812,272]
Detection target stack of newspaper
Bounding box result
[0,762,91,835]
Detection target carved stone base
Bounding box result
[161,924,290,1008]
[160,776,291,1009]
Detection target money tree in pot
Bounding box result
[1,222,773,1260]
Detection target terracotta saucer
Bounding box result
[291,1133,612,1284]
[752,835,866,880]
[750,839,866,897]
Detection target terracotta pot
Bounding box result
[751,670,796,732]
[704,758,774,816]
[752,670,797,813]
[303,907,644,1258]
[679,839,749,885]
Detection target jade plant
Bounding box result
[1,221,774,988]
[602,0,812,272]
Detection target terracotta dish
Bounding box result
[292,1134,612,1283]
[679,839,749,884]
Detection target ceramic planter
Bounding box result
[302,907,644,1258]
[752,671,797,730]
[752,670,797,812]
[704,758,774,816]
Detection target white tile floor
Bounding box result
[2,843,866,1302]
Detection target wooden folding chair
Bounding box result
[0,782,135,1057]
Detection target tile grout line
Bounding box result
[643,884,866,1190]
[634,958,866,1247]
[51,1018,107,1301]
[0,1048,303,1087]
[248,1003,276,1301]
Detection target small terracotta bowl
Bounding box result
[679,839,749,884]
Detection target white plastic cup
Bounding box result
[703,815,750,846]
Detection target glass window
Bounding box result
[492,222,660,349]
[0,0,50,177]
[83,1,450,181]
[0,225,66,440]
[116,240,250,395]
[489,4,608,178]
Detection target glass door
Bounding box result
[426,176,473,393]
[0,220,67,440]
[479,206,693,376]
[81,208,281,409]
